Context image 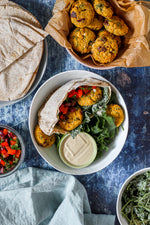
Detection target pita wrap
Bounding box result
[0,0,48,101]
[38,77,111,136]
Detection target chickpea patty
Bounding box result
[77,87,102,106]
[106,104,124,127]
[98,29,121,48]
[69,27,96,54]
[34,125,56,147]
[86,15,103,31]
[59,107,83,131]
[103,16,129,36]
[91,35,118,64]
[93,0,114,19]
[70,0,95,28]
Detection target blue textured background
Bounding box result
[0,1,150,224]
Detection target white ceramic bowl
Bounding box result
[116,167,150,225]
[29,70,129,175]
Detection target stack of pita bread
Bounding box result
[0,0,48,101]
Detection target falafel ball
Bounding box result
[59,107,83,131]
[77,87,102,106]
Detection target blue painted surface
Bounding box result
[0,0,150,223]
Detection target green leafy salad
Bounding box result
[56,86,124,160]
[121,171,150,225]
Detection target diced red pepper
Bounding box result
[10,140,16,146]
[0,159,5,166]
[1,141,9,147]
[0,128,22,174]
[77,89,83,98]
[3,128,8,136]
[92,86,97,89]
[1,149,9,158]
[15,150,21,158]
[6,146,16,155]
[68,90,77,98]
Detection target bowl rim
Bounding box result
[116,167,150,225]
[66,48,116,70]
[29,70,129,175]
[0,124,25,178]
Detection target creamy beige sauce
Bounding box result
[60,132,97,167]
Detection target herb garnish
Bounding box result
[121,171,150,225]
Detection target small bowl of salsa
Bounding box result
[0,125,25,177]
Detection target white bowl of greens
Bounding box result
[117,167,150,225]
[29,70,129,175]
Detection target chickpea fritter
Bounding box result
[93,0,114,19]
[103,16,129,36]
[86,15,103,31]
[98,29,121,48]
[70,0,95,28]
[59,107,83,131]
[77,87,102,106]
[106,104,124,127]
[91,35,118,64]
[34,125,56,147]
[69,27,96,54]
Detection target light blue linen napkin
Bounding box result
[0,167,115,225]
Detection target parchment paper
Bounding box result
[45,0,150,68]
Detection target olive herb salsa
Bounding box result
[35,78,125,168]
[0,128,21,174]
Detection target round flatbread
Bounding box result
[0,1,48,101]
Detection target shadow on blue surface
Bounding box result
[0,0,150,218]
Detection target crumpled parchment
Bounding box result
[45,0,150,68]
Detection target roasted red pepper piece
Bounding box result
[59,104,68,115]
[77,89,83,98]
[68,90,77,98]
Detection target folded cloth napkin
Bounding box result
[0,167,115,225]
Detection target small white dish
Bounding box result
[116,167,150,225]
[29,70,129,175]
[59,132,97,169]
